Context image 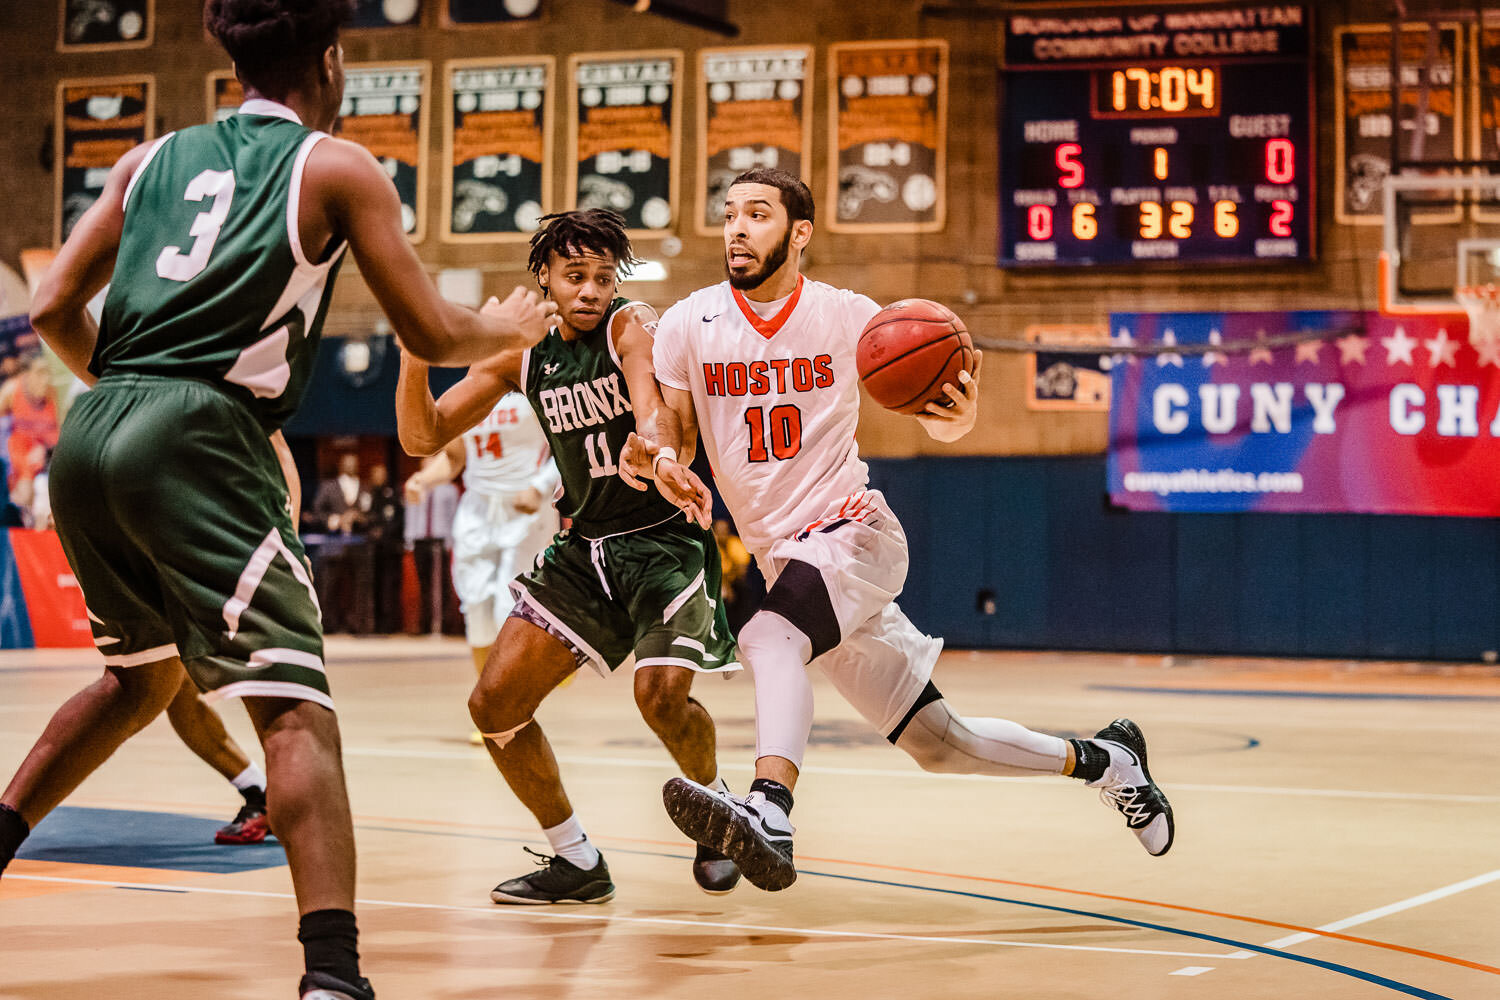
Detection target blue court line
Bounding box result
[1088,684,1500,703]
[353,821,1453,1000]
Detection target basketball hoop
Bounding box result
[1458,283,1500,348]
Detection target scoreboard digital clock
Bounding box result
[1000,3,1313,267]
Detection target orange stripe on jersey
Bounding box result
[731,274,805,340]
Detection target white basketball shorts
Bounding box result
[451,487,559,647]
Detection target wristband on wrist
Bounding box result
[651,446,678,476]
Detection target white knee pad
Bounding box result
[895,700,1066,777]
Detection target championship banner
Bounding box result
[697,46,812,235]
[1106,310,1500,515]
[568,51,682,235]
[1335,24,1463,225]
[59,0,152,51]
[446,0,542,25]
[443,57,553,242]
[55,77,154,245]
[336,63,431,242]
[351,0,423,28]
[827,39,947,233]
[207,71,243,123]
[1475,21,1500,223]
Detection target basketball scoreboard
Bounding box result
[999,3,1312,267]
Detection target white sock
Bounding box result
[740,611,815,769]
[230,763,266,792]
[543,814,601,870]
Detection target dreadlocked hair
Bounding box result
[204,0,354,99]
[527,209,642,281]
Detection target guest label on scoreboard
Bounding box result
[335,63,430,243]
[55,76,153,245]
[999,3,1312,267]
[828,40,947,233]
[1334,24,1462,225]
[698,47,812,235]
[568,52,682,235]
[443,58,553,241]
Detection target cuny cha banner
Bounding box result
[1107,310,1500,514]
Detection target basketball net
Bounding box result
[1458,283,1500,348]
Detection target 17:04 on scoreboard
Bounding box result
[999,51,1313,267]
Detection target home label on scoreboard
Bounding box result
[999,3,1312,267]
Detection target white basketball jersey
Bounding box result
[654,276,881,554]
[461,391,554,495]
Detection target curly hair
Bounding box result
[203,0,354,97]
[527,209,642,281]
[731,168,815,225]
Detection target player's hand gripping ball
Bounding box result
[856,299,975,415]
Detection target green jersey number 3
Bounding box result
[156,169,235,283]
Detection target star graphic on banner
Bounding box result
[1424,327,1460,368]
[1103,327,1135,370]
[1475,336,1500,369]
[1294,339,1323,364]
[1157,329,1184,367]
[1382,325,1417,365]
[1248,329,1275,366]
[1336,334,1370,365]
[1202,328,1226,368]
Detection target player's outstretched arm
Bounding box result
[395,346,522,456]
[30,142,153,385]
[916,350,983,443]
[619,382,711,528]
[307,138,555,365]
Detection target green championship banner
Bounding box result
[1475,21,1500,223]
[443,58,553,242]
[568,51,682,235]
[335,63,432,242]
[827,39,947,233]
[351,0,423,28]
[55,76,153,244]
[697,46,812,235]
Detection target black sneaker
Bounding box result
[215,802,272,845]
[663,778,796,892]
[1087,718,1175,857]
[490,847,615,904]
[692,843,741,895]
[298,971,374,1000]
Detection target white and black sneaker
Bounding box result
[489,847,616,904]
[1088,718,1175,856]
[692,843,742,895]
[663,778,796,891]
[298,972,374,1000]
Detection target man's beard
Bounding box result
[726,225,792,291]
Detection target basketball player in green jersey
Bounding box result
[0,3,554,998]
[396,209,741,903]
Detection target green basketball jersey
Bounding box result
[524,297,682,538]
[96,102,346,431]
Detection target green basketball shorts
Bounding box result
[509,516,739,676]
[50,374,331,708]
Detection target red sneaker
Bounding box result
[214,803,272,845]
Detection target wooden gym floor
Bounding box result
[1,638,1497,999]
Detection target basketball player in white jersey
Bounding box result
[622,168,1174,892]
[404,391,560,696]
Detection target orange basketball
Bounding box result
[856,299,974,415]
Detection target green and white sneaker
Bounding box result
[490,846,615,904]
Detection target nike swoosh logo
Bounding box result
[702,313,721,323]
